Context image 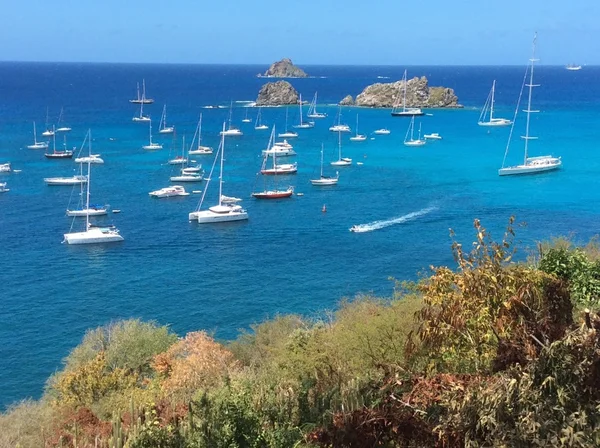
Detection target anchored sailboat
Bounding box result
[188,114,214,155]
[391,70,424,117]
[254,107,269,130]
[293,94,314,129]
[142,120,163,150]
[478,80,511,127]
[129,79,154,104]
[310,144,339,186]
[27,122,49,149]
[252,127,294,199]
[278,108,298,138]
[330,131,352,166]
[158,105,175,134]
[220,102,243,136]
[403,116,426,146]
[499,33,561,176]
[349,114,367,141]
[307,92,327,118]
[329,106,351,132]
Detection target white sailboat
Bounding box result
[478,80,512,127]
[254,107,269,130]
[307,92,327,118]
[278,108,298,138]
[132,101,151,122]
[189,123,249,222]
[260,133,298,175]
[129,79,154,104]
[170,136,203,182]
[566,64,582,71]
[42,108,55,137]
[329,106,351,132]
[242,108,252,123]
[55,107,72,133]
[27,122,49,149]
[310,144,339,186]
[63,144,123,244]
[188,114,214,155]
[349,114,367,141]
[220,102,243,136]
[391,70,424,117]
[403,116,426,146]
[330,131,352,166]
[45,129,74,159]
[44,144,88,185]
[142,120,163,150]
[158,105,175,134]
[499,33,561,176]
[293,94,314,129]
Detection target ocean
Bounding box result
[0,63,598,409]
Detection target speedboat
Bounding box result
[0,182,9,193]
[261,162,298,175]
[424,133,442,140]
[149,185,190,198]
[168,156,188,165]
[75,154,104,164]
[329,124,351,133]
[0,163,11,173]
[374,129,391,135]
[66,205,109,216]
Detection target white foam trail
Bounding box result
[350,206,437,233]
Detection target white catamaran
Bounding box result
[478,80,512,127]
[499,33,561,176]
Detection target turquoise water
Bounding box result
[0,63,598,408]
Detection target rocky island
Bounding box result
[258,58,308,78]
[339,95,355,106]
[346,76,461,108]
[255,80,299,106]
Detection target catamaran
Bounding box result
[330,131,352,166]
[254,107,269,130]
[158,105,175,134]
[403,116,426,146]
[329,106,351,132]
[142,120,163,150]
[349,114,366,141]
[27,122,49,149]
[499,33,561,176]
[293,94,314,129]
[310,144,339,186]
[307,92,327,118]
[220,102,243,136]
[478,80,511,126]
[189,123,249,223]
[391,70,424,117]
[129,79,154,104]
[278,108,298,138]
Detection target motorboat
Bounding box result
[149,185,190,198]
[424,133,443,140]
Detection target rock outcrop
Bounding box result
[339,95,355,106]
[259,58,308,78]
[256,81,299,106]
[351,76,461,108]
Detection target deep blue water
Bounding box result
[1,63,599,409]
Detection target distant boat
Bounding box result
[220,102,243,136]
[330,131,352,166]
[132,100,151,122]
[170,136,202,182]
[293,94,314,129]
[262,134,296,157]
[149,185,190,198]
[349,114,367,141]
[27,122,49,149]
[307,92,327,118]
[55,107,72,133]
[74,154,104,164]
[329,105,351,132]
[63,133,123,245]
[242,108,252,123]
[142,120,163,150]
[45,142,88,185]
[499,33,561,176]
[254,107,269,130]
[45,130,74,159]
[391,70,424,117]
[478,80,511,127]
[188,114,214,155]
[260,131,298,175]
[0,163,11,173]
[189,123,249,223]
[374,128,391,135]
[424,132,442,140]
[0,182,9,193]
[129,79,154,104]
[158,105,175,134]
[252,127,294,199]
[278,108,298,138]
[566,64,582,71]
[41,107,55,137]
[403,116,426,146]
[310,144,339,186]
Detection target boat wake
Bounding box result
[350,206,437,233]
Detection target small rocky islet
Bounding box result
[256,60,461,108]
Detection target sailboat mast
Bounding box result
[218,125,225,206]
[338,131,342,160]
[320,144,324,177]
[299,94,303,125]
[228,101,233,129]
[142,79,146,101]
[148,121,152,144]
[490,80,496,120]
[410,117,415,141]
[198,114,203,147]
[52,126,56,152]
[355,114,359,136]
[85,131,92,230]
[33,122,37,143]
[523,33,538,164]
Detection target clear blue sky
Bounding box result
[2,0,598,65]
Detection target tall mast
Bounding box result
[355,114,359,136]
[228,101,233,129]
[403,69,408,112]
[142,79,146,101]
[298,94,303,125]
[410,116,415,141]
[198,113,203,147]
[85,131,92,230]
[33,121,37,143]
[52,126,56,152]
[136,82,140,101]
[148,120,152,145]
[338,130,342,160]
[320,144,324,177]
[490,80,496,120]
[523,33,539,164]
[218,124,225,206]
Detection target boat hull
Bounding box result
[44,177,87,185]
[310,178,338,186]
[27,143,49,150]
[391,110,424,117]
[63,228,124,245]
[45,152,73,159]
[66,208,108,217]
[404,140,426,147]
[349,135,367,141]
[191,210,249,223]
[478,120,512,127]
[498,160,562,176]
[252,190,293,199]
[170,176,203,182]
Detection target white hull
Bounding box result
[41,130,54,137]
[374,129,390,135]
[349,135,367,141]
[0,183,9,193]
[56,127,72,133]
[499,157,562,176]
[424,133,442,140]
[255,125,269,130]
[310,177,338,185]
[132,117,151,122]
[45,176,87,185]
[0,163,11,172]
[170,175,203,182]
[67,208,108,217]
[63,227,123,245]
[478,119,512,127]
[262,148,296,157]
[278,132,298,138]
[293,123,314,129]
[329,125,351,133]
[150,186,189,197]
[391,109,424,117]
[168,158,188,165]
[307,113,326,119]
[27,142,49,150]
[331,159,352,166]
[189,146,213,155]
[74,156,104,164]
[220,129,243,136]
[191,208,249,223]
[159,127,175,134]
[143,144,163,150]
[404,140,426,147]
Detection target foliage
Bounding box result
[0,399,54,448]
[410,217,572,374]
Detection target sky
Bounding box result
[1,0,598,65]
